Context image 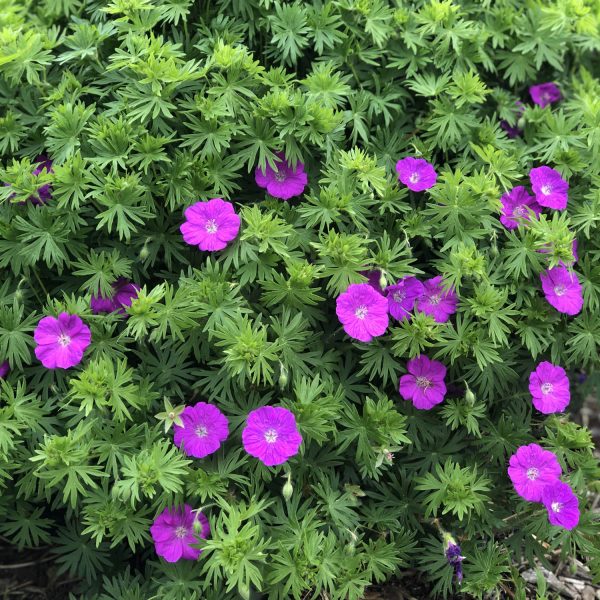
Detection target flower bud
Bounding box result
[378,271,388,290]
[278,362,289,389]
[465,385,476,405]
[282,473,293,501]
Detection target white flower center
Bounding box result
[175,526,188,539]
[393,291,406,303]
[205,219,218,234]
[553,285,566,297]
[429,294,441,306]
[195,425,208,438]
[542,93,550,103]
[274,170,287,182]
[541,382,553,395]
[526,467,539,481]
[264,428,278,444]
[355,305,368,320]
[409,172,420,183]
[57,333,71,348]
[551,501,562,513]
[541,184,552,195]
[416,376,432,390]
[514,204,528,218]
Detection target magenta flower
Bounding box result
[91,278,139,315]
[529,83,561,108]
[395,157,437,192]
[416,276,458,323]
[399,355,447,410]
[508,443,562,502]
[242,406,302,466]
[529,361,570,414]
[529,166,568,210]
[499,186,541,229]
[255,152,308,200]
[150,504,210,563]
[34,313,91,369]
[173,402,229,459]
[540,266,583,315]
[336,283,389,343]
[0,361,8,378]
[542,481,579,530]
[386,276,424,321]
[360,270,384,294]
[180,198,241,252]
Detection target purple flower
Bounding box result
[34,313,91,369]
[360,270,384,294]
[91,278,139,315]
[499,186,541,229]
[180,198,241,252]
[150,504,210,563]
[242,406,302,466]
[31,156,53,204]
[0,361,9,378]
[385,276,424,321]
[399,355,447,410]
[529,361,570,414]
[508,443,562,502]
[416,276,458,323]
[255,152,308,200]
[529,83,561,108]
[444,538,465,583]
[542,481,579,530]
[395,157,437,192]
[173,402,229,459]
[336,283,389,343]
[500,120,523,138]
[540,266,583,315]
[529,166,568,210]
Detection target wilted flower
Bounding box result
[385,276,424,321]
[0,361,9,378]
[499,186,541,230]
[242,406,302,466]
[399,355,447,410]
[150,505,210,562]
[34,313,91,369]
[508,443,562,502]
[416,276,458,323]
[395,157,437,192]
[155,397,186,433]
[540,266,583,315]
[360,269,385,294]
[529,361,570,414]
[444,534,465,583]
[529,82,561,108]
[180,198,241,251]
[529,166,568,210]
[173,402,229,458]
[336,283,389,342]
[500,101,525,138]
[255,152,308,200]
[91,278,139,315]
[542,481,579,530]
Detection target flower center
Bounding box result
[174,526,188,539]
[429,294,441,306]
[551,501,562,513]
[205,219,218,234]
[514,204,528,218]
[541,184,552,195]
[541,382,553,395]
[355,305,368,320]
[195,425,208,438]
[553,285,566,297]
[526,467,539,481]
[542,93,550,103]
[264,428,278,444]
[274,170,287,182]
[57,333,71,348]
[409,172,420,184]
[393,291,406,303]
[416,376,432,390]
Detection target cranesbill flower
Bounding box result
[0,361,8,378]
[542,481,579,530]
[499,186,541,229]
[336,283,389,342]
[395,157,437,192]
[34,313,91,369]
[386,276,424,321]
[508,443,562,502]
[444,535,465,583]
[150,505,210,562]
[529,166,568,210]
[173,402,229,458]
[91,278,139,315]
[416,276,457,323]
[529,361,570,414]
[529,83,561,108]
[255,152,307,200]
[540,266,583,315]
[242,406,302,466]
[360,270,384,294]
[399,355,447,410]
[180,198,241,251]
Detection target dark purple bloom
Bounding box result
[30,156,53,204]
[173,402,229,459]
[255,152,308,200]
[542,481,579,530]
[0,361,8,378]
[360,270,385,294]
[508,443,562,502]
[500,101,525,138]
[395,157,437,192]
[499,186,541,229]
[385,276,424,321]
[444,537,465,583]
[529,166,569,210]
[416,276,458,323]
[529,361,570,414]
[91,278,139,315]
[336,283,389,342]
[529,83,561,108]
[242,406,302,466]
[180,198,241,251]
[399,355,447,410]
[150,505,210,562]
[34,313,91,369]
[540,266,583,315]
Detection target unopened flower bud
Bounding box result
[282,473,293,501]
[378,271,388,290]
[465,385,476,405]
[278,362,289,389]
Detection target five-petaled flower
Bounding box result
[385,276,424,321]
[508,443,562,502]
[255,152,308,200]
[416,276,458,323]
[91,278,139,315]
[529,82,561,108]
[540,266,583,315]
[399,355,447,410]
[395,157,437,192]
[499,186,541,230]
[336,282,389,342]
[173,402,229,459]
[542,481,579,530]
[529,361,570,414]
[34,313,91,369]
[529,166,569,210]
[180,198,241,251]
